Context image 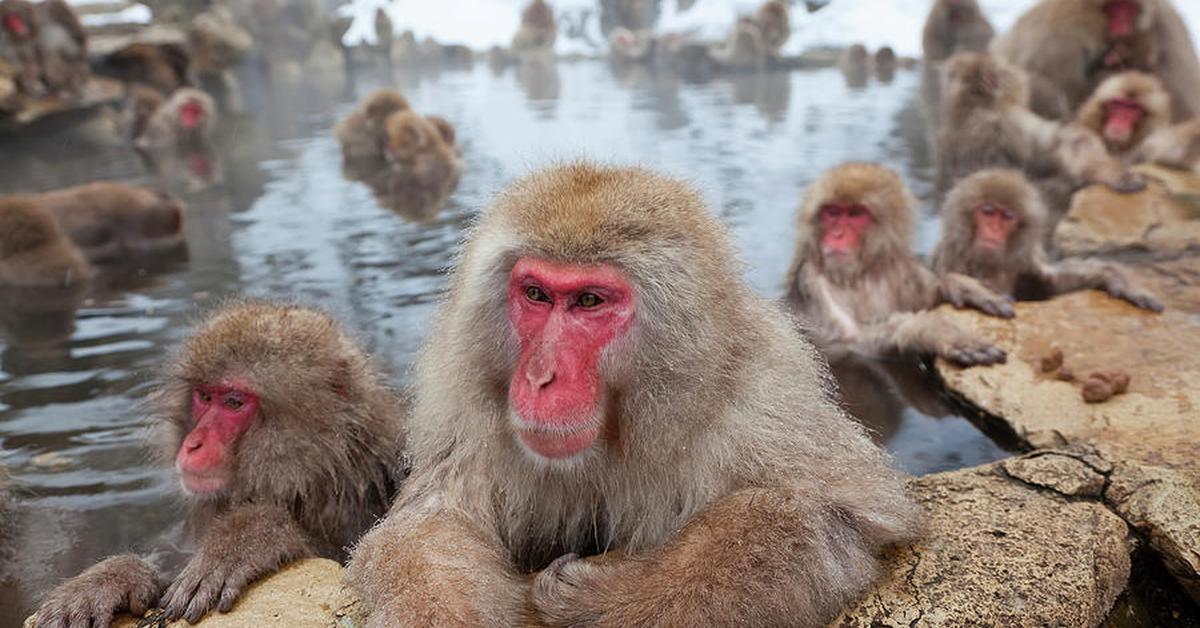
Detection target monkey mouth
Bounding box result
[179,470,228,495]
[513,422,600,461]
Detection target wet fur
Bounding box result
[347,162,921,627]
[0,196,91,288]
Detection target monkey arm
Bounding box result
[33,554,162,628]
[855,311,1006,367]
[1054,124,1146,192]
[934,271,1015,318]
[159,503,315,623]
[345,501,529,628]
[531,485,894,627]
[1037,259,1164,312]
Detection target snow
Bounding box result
[337,0,1200,58]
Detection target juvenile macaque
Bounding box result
[336,89,411,164]
[347,163,921,627]
[1078,71,1200,172]
[0,196,90,288]
[134,87,217,149]
[932,168,1163,311]
[935,52,1143,212]
[380,111,463,194]
[993,0,1200,120]
[32,0,87,98]
[512,0,557,52]
[0,0,42,96]
[922,0,994,62]
[786,162,1012,367]
[33,302,406,627]
[29,182,188,265]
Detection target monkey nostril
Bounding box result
[526,367,555,391]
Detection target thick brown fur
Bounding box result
[134,87,218,149]
[992,0,1200,121]
[935,52,1141,212]
[922,0,994,62]
[0,196,91,288]
[753,0,790,60]
[512,0,556,52]
[121,83,166,141]
[34,302,406,628]
[932,169,1162,311]
[32,0,86,98]
[346,162,921,627]
[188,5,251,77]
[25,182,187,265]
[381,110,463,195]
[1077,71,1200,171]
[336,89,412,163]
[100,42,190,93]
[786,162,1011,366]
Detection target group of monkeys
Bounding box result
[0,0,87,107]
[8,0,1200,626]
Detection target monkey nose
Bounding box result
[524,352,556,390]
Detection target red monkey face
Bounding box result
[818,203,872,260]
[507,258,636,462]
[973,202,1018,252]
[179,99,205,130]
[177,384,260,495]
[1,13,27,37]
[1102,98,1145,145]
[1103,0,1140,38]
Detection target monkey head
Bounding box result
[797,163,915,285]
[363,89,411,124]
[943,52,1029,110]
[942,169,1045,270]
[1095,0,1151,39]
[1079,71,1170,151]
[156,303,378,500]
[178,97,207,131]
[0,1,34,40]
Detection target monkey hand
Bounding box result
[1106,171,1148,194]
[938,329,1007,367]
[533,553,640,627]
[160,504,313,624]
[1107,284,1164,313]
[941,274,1015,319]
[33,554,161,628]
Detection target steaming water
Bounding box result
[0,60,1009,624]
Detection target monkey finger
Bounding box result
[217,567,254,613]
[182,576,224,624]
[1109,173,1148,194]
[160,574,202,620]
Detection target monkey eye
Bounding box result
[576,293,604,308]
[846,205,868,218]
[524,285,551,303]
[194,388,212,403]
[980,203,997,216]
[222,395,245,411]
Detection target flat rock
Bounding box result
[936,291,1200,601]
[835,462,1132,627]
[1054,174,1200,256]
[24,559,350,628]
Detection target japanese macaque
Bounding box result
[380,111,463,193]
[134,88,218,149]
[786,162,1011,367]
[512,0,557,52]
[714,16,766,72]
[336,89,411,163]
[932,169,1163,311]
[0,196,90,288]
[32,0,87,98]
[874,46,897,82]
[992,0,1200,121]
[607,26,655,64]
[33,302,406,627]
[121,83,165,141]
[26,182,187,265]
[754,0,790,61]
[100,42,190,93]
[935,52,1143,212]
[922,0,994,62]
[374,7,393,57]
[1077,71,1200,171]
[0,0,42,96]
[188,4,251,109]
[839,44,869,88]
[346,162,921,627]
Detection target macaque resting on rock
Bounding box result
[1077,71,1200,173]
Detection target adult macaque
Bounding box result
[32,0,87,98]
[347,163,921,627]
[0,196,90,288]
[713,16,766,72]
[992,0,1200,120]
[1077,71,1200,171]
[380,111,463,195]
[935,52,1142,211]
[0,0,42,96]
[33,302,406,627]
[839,43,869,88]
[134,88,218,149]
[753,0,789,62]
[874,46,897,82]
[512,0,556,52]
[786,162,1011,367]
[932,168,1163,311]
[25,182,187,265]
[336,89,411,164]
[922,0,994,62]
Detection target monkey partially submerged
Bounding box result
[347,162,921,627]
[33,303,406,627]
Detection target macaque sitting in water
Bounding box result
[131,87,218,149]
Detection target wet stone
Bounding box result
[935,290,1200,604]
[1054,170,1200,257]
[836,463,1132,628]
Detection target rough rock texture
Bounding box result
[1054,171,1200,256]
[92,559,345,628]
[836,461,1132,627]
[936,291,1200,602]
